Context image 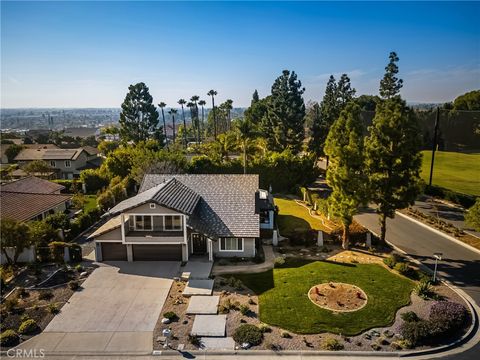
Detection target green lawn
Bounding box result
[235,259,414,335]
[83,195,98,212]
[275,197,329,235]
[421,151,480,196]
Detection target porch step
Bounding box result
[183,280,214,296]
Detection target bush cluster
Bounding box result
[424,185,475,209]
[163,311,177,321]
[233,324,263,346]
[401,311,420,323]
[0,329,19,347]
[320,337,344,351]
[18,319,39,335]
[414,280,435,299]
[383,253,403,269]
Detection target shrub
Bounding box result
[49,241,68,263]
[258,324,272,333]
[218,305,229,314]
[48,304,59,314]
[68,280,79,291]
[394,262,414,277]
[239,304,250,315]
[233,324,263,346]
[18,319,39,335]
[281,331,292,338]
[401,311,420,323]
[429,301,467,336]
[383,253,402,269]
[4,298,18,313]
[274,257,285,267]
[0,329,19,347]
[248,298,255,305]
[188,334,201,347]
[163,311,177,321]
[320,337,344,351]
[75,264,84,273]
[414,280,434,299]
[20,314,30,322]
[399,320,430,346]
[38,291,53,301]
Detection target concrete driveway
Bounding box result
[17,261,180,355]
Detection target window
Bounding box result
[219,238,243,252]
[50,160,56,167]
[149,203,156,209]
[65,160,71,168]
[260,210,270,224]
[164,215,182,230]
[134,215,152,231]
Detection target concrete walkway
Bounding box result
[211,245,276,275]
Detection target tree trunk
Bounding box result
[342,223,350,250]
[379,212,387,244]
[243,144,247,174]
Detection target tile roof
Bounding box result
[107,178,200,216]
[0,176,64,194]
[140,174,260,238]
[0,191,71,222]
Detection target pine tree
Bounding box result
[379,52,403,99]
[119,82,160,143]
[263,70,306,153]
[252,89,260,103]
[365,97,422,243]
[337,74,356,106]
[324,103,366,249]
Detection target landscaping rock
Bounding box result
[161,318,170,324]
[241,342,251,349]
[80,271,88,277]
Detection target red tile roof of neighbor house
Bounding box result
[0,176,65,194]
[0,191,71,221]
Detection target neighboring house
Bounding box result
[14,147,102,179]
[63,127,99,139]
[90,174,275,262]
[1,176,65,194]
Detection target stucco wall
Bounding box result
[128,202,181,215]
[95,227,122,241]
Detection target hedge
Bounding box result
[424,185,476,208]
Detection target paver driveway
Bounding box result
[17,261,180,354]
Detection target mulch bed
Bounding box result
[308,282,367,312]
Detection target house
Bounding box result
[90,174,275,262]
[0,177,71,222]
[14,147,102,179]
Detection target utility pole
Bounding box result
[428,107,440,186]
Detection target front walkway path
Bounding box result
[211,245,275,275]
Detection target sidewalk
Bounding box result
[211,245,275,275]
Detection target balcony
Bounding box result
[125,230,185,244]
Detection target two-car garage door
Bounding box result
[100,243,182,261]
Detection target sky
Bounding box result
[1,1,479,108]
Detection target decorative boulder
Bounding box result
[161,318,171,324]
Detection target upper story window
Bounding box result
[134,215,152,231]
[50,160,56,167]
[164,215,182,231]
[65,160,71,168]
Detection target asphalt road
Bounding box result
[355,209,480,360]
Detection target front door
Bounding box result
[191,233,207,254]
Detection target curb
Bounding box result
[395,210,480,256]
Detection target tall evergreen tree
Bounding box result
[379,51,403,99]
[245,91,269,126]
[252,89,260,103]
[337,74,356,106]
[119,82,160,143]
[365,97,422,243]
[324,103,366,249]
[263,70,306,153]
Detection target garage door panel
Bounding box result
[101,243,127,261]
[132,244,182,261]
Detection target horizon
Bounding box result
[1,1,479,108]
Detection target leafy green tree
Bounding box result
[236,119,256,174]
[158,102,168,143]
[80,168,109,193]
[453,90,480,110]
[244,91,269,126]
[365,97,422,243]
[119,82,160,143]
[465,198,480,231]
[263,70,306,153]
[23,160,53,177]
[379,52,403,99]
[45,213,70,239]
[355,95,380,111]
[324,103,366,249]
[0,219,32,264]
[29,221,58,247]
[213,132,237,162]
[98,140,119,155]
[5,144,24,163]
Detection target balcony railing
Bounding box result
[124,230,184,244]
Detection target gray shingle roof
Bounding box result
[140,174,260,238]
[106,178,200,216]
[0,176,64,194]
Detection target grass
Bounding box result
[83,195,98,212]
[235,259,414,335]
[421,151,480,196]
[275,197,330,235]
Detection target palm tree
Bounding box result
[158,102,167,146]
[198,99,206,141]
[225,99,233,131]
[190,95,200,143]
[236,119,256,174]
[168,108,178,144]
[187,101,195,143]
[207,90,218,138]
[215,132,237,162]
[178,99,187,147]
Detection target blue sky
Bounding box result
[1,1,479,108]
